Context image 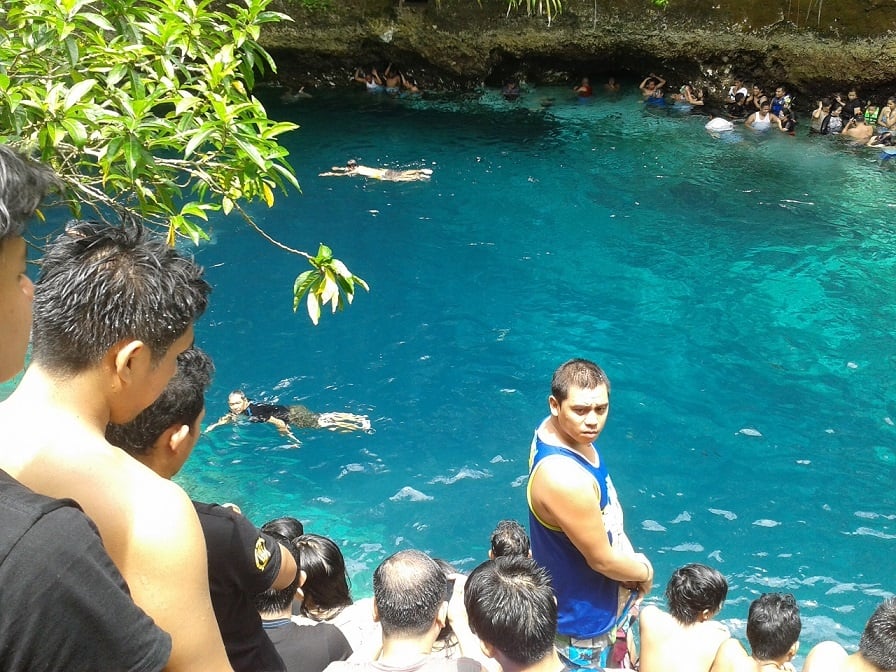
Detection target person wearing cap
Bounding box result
[319,160,433,182]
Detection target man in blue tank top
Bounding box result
[527,358,654,667]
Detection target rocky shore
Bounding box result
[259,0,896,110]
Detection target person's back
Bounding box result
[711,592,801,672]
[324,549,483,672]
[256,527,353,672]
[463,556,564,672]
[0,220,232,671]
[0,146,172,671]
[803,597,896,672]
[638,563,730,672]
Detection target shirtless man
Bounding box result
[319,159,433,182]
[843,112,875,142]
[527,358,653,667]
[0,220,232,671]
[802,597,896,672]
[712,593,801,672]
[639,564,731,672]
[0,147,174,671]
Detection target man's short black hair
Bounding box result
[373,550,446,639]
[464,557,556,668]
[551,358,610,403]
[32,219,210,376]
[665,563,728,625]
[0,145,58,242]
[746,593,801,660]
[859,597,896,669]
[106,348,214,455]
[490,520,530,559]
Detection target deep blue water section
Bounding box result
[12,86,896,659]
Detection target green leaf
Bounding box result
[64,79,96,110]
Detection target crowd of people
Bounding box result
[0,142,893,672]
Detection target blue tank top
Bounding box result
[527,428,622,638]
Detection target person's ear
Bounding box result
[787,641,799,660]
[480,640,496,660]
[548,395,560,417]
[298,570,307,589]
[488,550,495,560]
[436,601,448,628]
[168,424,191,453]
[111,340,147,388]
[372,601,380,623]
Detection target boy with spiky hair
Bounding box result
[0,218,233,671]
[638,563,731,672]
[489,519,531,559]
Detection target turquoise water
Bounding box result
[15,85,896,659]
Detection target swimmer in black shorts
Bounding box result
[205,390,371,443]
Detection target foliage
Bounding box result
[651,0,669,7]
[505,0,562,26]
[0,0,367,323]
[294,244,370,326]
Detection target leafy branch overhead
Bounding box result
[0,0,367,323]
[294,245,370,326]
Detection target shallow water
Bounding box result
[14,85,896,659]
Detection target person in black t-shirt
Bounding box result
[0,144,172,672]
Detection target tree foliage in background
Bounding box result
[0,0,367,324]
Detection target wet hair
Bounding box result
[464,557,556,668]
[347,159,358,168]
[254,531,302,615]
[859,597,896,669]
[746,593,801,660]
[550,358,611,403]
[294,534,353,615]
[0,145,58,242]
[32,220,210,376]
[665,563,728,625]
[373,549,446,638]
[106,347,214,455]
[490,520,531,559]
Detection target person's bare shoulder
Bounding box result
[803,641,849,672]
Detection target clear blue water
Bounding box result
[13,85,896,660]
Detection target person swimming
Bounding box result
[205,390,372,443]
[319,160,433,182]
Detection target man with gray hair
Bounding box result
[325,549,483,672]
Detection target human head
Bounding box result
[665,563,728,625]
[347,159,358,168]
[0,146,58,382]
[263,516,305,543]
[294,533,352,612]
[106,348,214,476]
[228,390,249,414]
[489,520,531,559]
[858,597,896,669]
[32,219,208,373]
[373,549,447,639]
[549,358,611,447]
[775,86,786,97]
[760,101,771,113]
[464,557,557,671]
[255,531,304,615]
[746,593,801,661]
[550,358,611,404]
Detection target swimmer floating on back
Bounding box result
[319,159,433,182]
[205,390,372,444]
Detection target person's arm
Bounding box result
[266,416,299,443]
[270,542,299,590]
[745,113,755,128]
[445,573,496,672]
[204,413,235,433]
[652,74,666,88]
[530,457,653,596]
[352,68,366,84]
[133,483,234,671]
